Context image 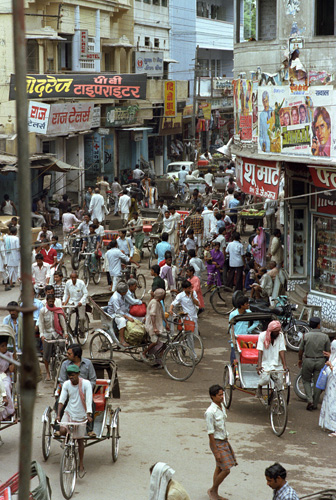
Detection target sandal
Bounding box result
[78,468,86,479]
[328,432,336,437]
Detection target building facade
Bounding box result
[232,0,336,327]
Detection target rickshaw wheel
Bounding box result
[42,408,52,461]
[223,365,233,409]
[112,411,120,462]
[60,445,77,499]
[90,332,113,360]
[270,392,288,437]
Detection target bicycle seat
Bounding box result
[249,302,271,313]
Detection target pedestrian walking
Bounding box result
[111,177,122,215]
[319,340,336,436]
[298,317,330,411]
[118,189,131,225]
[264,198,278,234]
[265,463,299,500]
[205,384,237,500]
[1,194,17,216]
[4,226,20,287]
[226,232,245,291]
[89,188,107,223]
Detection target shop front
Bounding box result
[285,163,336,328]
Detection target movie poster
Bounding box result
[258,86,335,158]
[233,79,253,142]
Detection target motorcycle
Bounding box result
[232,292,310,351]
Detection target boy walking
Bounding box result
[205,384,237,500]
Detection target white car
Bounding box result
[165,161,195,180]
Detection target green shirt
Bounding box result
[299,330,330,358]
[152,275,166,292]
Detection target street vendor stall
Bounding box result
[238,208,265,233]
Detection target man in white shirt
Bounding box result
[96,176,110,202]
[177,166,188,195]
[132,164,144,187]
[107,281,135,346]
[204,169,214,190]
[213,227,226,254]
[62,271,88,330]
[39,294,67,381]
[264,198,278,234]
[62,210,80,234]
[89,188,107,223]
[71,213,91,237]
[111,177,122,215]
[202,205,217,242]
[251,267,273,300]
[32,253,51,292]
[117,230,134,257]
[226,233,245,291]
[256,320,288,398]
[118,190,131,225]
[105,240,139,292]
[204,384,237,500]
[158,199,168,218]
[4,226,20,287]
[57,364,93,477]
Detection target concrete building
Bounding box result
[232,0,336,327]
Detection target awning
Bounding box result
[31,158,83,172]
[164,58,179,64]
[26,34,66,41]
[117,127,153,131]
[0,154,82,173]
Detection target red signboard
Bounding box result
[236,156,280,199]
[309,166,336,190]
[239,115,252,141]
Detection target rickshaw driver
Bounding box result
[56,364,93,478]
[256,320,288,399]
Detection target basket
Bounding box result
[177,318,195,332]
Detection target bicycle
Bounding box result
[119,264,146,295]
[201,273,233,316]
[63,305,90,346]
[44,338,69,381]
[79,252,102,287]
[58,419,87,499]
[147,234,161,269]
[70,235,84,270]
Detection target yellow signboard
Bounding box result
[164,81,176,117]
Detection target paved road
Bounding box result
[0,254,333,499]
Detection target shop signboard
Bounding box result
[80,30,88,57]
[236,156,280,199]
[258,85,335,157]
[91,107,101,128]
[9,73,147,100]
[28,101,50,134]
[308,166,336,190]
[47,102,93,134]
[198,102,211,120]
[164,81,176,117]
[135,51,163,77]
[159,113,182,135]
[105,105,139,127]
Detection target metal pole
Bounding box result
[191,45,199,157]
[12,1,38,499]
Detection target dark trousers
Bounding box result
[227,266,244,291]
[302,358,325,407]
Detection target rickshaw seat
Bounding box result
[93,379,110,412]
[236,335,259,365]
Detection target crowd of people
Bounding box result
[0,164,335,499]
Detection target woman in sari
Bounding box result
[319,340,336,436]
[251,227,267,267]
[206,241,224,286]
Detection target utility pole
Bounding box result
[12,1,38,499]
[191,44,199,159]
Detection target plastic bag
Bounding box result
[316,366,331,391]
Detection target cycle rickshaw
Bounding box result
[223,312,291,437]
[41,358,121,499]
[0,325,20,442]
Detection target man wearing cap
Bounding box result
[298,317,331,411]
[107,282,135,347]
[56,364,93,478]
[256,320,288,399]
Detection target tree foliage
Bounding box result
[244,0,256,40]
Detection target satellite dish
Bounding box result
[216,138,233,159]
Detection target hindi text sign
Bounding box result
[28,101,50,134]
[164,81,176,118]
[236,156,280,199]
[47,102,93,134]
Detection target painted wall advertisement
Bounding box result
[236,156,280,199]
[48,102,93,134]
[164,81,176,117]
[258,86,335,158]
[233,79,258,142]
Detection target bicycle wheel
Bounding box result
[61,265,68,279]
[270,392,288,437]
[79,265,90,287]
[93,259,102,284]
[42,408,52,461]
[90,331,113,360]
[60,446,77,499]
[71,253,80,270]
[112,411,120,462]
[148,245,156,270]
[210,289,232,316]
[136,273,146,294]
[285,321,309,351]
[70,311,89,346]
[162,344,195,381]
[180,332,204,365]
[294,372,308,401]
[223,365,233,409]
